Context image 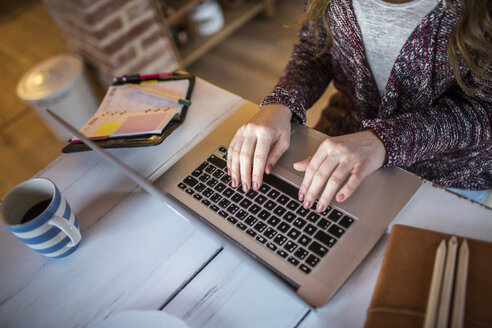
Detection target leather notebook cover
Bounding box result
[364,224,492,328]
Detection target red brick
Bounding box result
[92,17,123,40]
[84,0,133,25]
[128,43,170,73]
[141,29,166,49]
[127,0,152,21]
[113,47,137,68]
[102,18,155,55]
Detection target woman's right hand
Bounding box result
[227,104,292,192]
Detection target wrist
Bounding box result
[261,104,292,121]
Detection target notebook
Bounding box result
[49,102,423,307]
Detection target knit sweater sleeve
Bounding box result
[362,84,492,168]
[260,17,334,123]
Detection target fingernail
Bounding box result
[316,203,325,212]
[266,164,272,174]
[243,183,249,192]
[298,192,305,201]
[232,179,237,187]
[227,168,231,176]
[303,200,311,209]
[253,182,258,190]
[337,193,345,202]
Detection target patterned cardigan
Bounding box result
[261,0,492,190]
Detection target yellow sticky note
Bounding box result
[94,122,122,136]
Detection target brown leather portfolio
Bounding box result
[364,224,492,328]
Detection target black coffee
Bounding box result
[20,199,52,224]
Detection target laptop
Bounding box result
[48,102,422,307]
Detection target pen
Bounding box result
[113,72,175,84]
[125,84,192,106]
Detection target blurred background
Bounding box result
[1,0,335,197]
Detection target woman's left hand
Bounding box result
[294,130,387,212]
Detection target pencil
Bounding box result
[450,239,469,328]
[126,84,191,106]
[437,236,458,328]
[424,239,447,328]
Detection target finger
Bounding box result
[229,136,243,188]
[251,137,271,190]
[227,134,239,175]
[265,136,289,174]
[336,168,365,202]
[239,134,256,191]
[302,157,337,209]
[316,162,351,212]
[298,150,328,204]
[293,156,312,172]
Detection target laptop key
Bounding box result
[227,204,240,215]
[299,264,311,274]
[284,240,298,253]
[210,204,219,212]
[278,222,291,233]
[308,241,328,257]
[258,184,271,194]
[317,218,330,230]
[298,234,312,246]
[199,173,211,183]
[273,234,287,246]
[206,178,219,188]
[263,227,277,239]
[231,193,243,203]
[227,217,238,224]
[266,242,277,252]
[267,189,280,200]
[273,205,286,216]
[184,176,199,187]
[293,218,307,229]
[283,211,296,223]
[314,230,337,248]
[195,183,206,192]
[264,200,276,211]
[218,146,227,153]
[307,212,320,223]
[178,182,187,190]
[277,195,290,205]
[212,170,224,179]
[246,228,257,238]
[214,183,227,192]
[339,215,355,229]
[287,256,300,266]
[258,210,270,221]
[203,188,214,198]
[218,199,231,209]
[328,209,343,222]
[201,199,211,206]
[221,175,231,184]
[287,228,301,240]
[263,173,299,199]
[218,210,228,218]
[256,235,267,244]
[236,209,248,220]
[267,216,281,227]
[239,198,252,209]
[246,189,258,199]
[306,254,320,268]
[254,195,267,205]
[296,206,309,217]
[303,224,317,236]
[277,249,288,258]
[294,247,308,260]
[223,188,235,198]
[287,200,300,211]
[254,221,267,233]
[207,155,227,169]
[205,165,216,174]
[245,216,258,226]
[248,204,261,215]
[328,224,345,238]
[185,188,194,195]
[210,193,222,203]
[236,222,247,231]
[193,193,203,201]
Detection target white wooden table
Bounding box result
[1,79,491,328]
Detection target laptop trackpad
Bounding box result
[273,124,326,184]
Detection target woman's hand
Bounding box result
[294,130,387,212]
[227,104,292,192]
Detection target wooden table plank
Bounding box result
[0,191,221,328]
[163,248,311,328]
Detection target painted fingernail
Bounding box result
[316,203,325,212]
[232,179,237,187]
[337,193,345,202]
[227,168,231,176]
[253,182,258,190]
[243,183,249,192]
[303,200,311,209]
[298,192,305,201]
[266,164,273,174]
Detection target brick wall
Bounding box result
[42,0,179,86]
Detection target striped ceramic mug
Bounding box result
[0,178,81,258]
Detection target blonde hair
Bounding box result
[297,0,492,94]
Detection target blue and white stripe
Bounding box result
[4,187,79,258]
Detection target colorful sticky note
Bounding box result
[94,121,123,136]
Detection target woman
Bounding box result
[227,0,492,211]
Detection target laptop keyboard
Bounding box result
[177,147,356,275]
